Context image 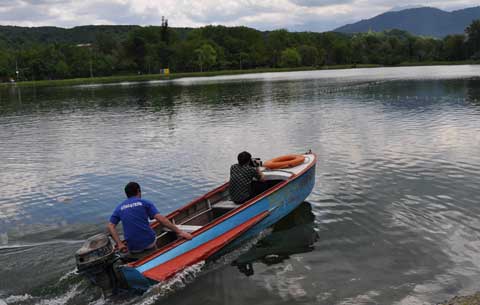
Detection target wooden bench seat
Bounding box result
[176,224,202,233]
[213,200,238,209]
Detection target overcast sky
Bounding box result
[0,0,478,32]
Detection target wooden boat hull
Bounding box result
[212,162,316,257]
[122,158,316,290]
[75,153,316,295]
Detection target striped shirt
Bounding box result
[229,164,261,204]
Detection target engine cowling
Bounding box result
[75,233,125,295]
[76,233,115,270]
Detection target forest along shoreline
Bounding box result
[1,65,372,88]
[1,20,479,86]
[2,62,480,88]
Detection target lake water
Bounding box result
[1,65,480,305]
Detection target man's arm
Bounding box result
[107,222,128,252]
[153,214,193,240]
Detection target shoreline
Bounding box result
[2,61,479,88]
[0,65,377,88]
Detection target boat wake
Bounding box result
[134,262,206,305]
[116,228,273,305]
[0,267,99,305]
[1,283,82,305]
[0,240,84,252]
[0,229,273,305]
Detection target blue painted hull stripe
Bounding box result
[136,165,315,274]
[136,201,268,273]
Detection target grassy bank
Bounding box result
[0,64,379,88]
[399,60,480,66]
[2,61,478,88]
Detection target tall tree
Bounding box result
[465,19,480,58]
[267,29,292,67]
[160,16,170,44]
[0,49,13,79]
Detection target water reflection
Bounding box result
[1,66,480,304]
[466,79,480,105]
[233,202,318,276]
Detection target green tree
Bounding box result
[54,60,70,79]
[195,43,217,72]
[124,27,161,72]
[317,48,326,66]
[465,19,480,58]
[153,41,172,69]
[93,54,115,76]
[170,40,197,72]
[443,35,466,60]
[413,38,438,62]
[267,29,293,67]
[279,48,301,67]
[95,33,117,55]
[297,45,319,66]
[111,47,136,74]
[17,44,64,80]
[3,23,475,81]
[238,51,249,69]
[330,40,351,64]
[0,49,13,79]
[125,34,147,72]
[64,45,92,78]
[386,36,406,65]
[350,35,367,64]
[160,16,170,44]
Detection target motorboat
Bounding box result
[75,152,316,295]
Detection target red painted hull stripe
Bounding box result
[142,211,270,282]
[131,153,317,268]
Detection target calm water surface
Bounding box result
[1,65,480,305]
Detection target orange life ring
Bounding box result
[263,154,305,169]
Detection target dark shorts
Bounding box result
[129,241,157,256]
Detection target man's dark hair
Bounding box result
[238,151,252,166]
[125,182,141,198]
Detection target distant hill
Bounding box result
[0,25,197,49]
[0,25,140,46]
[334,6,480,38]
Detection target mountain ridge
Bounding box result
[334,6,480,37]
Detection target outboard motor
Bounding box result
[75,233,125,295]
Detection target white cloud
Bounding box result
[289,0,354,7]
[0,0,478,31]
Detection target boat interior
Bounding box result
[151,169,297,251]
[123,153,315,259]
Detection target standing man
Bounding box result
[107,182,192,254]
[229,151,265,204]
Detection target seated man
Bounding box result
[107,182,192,254]
[229,151,265,204]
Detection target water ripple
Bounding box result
[1,67,480,304]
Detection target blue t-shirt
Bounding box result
[109,197,160,251]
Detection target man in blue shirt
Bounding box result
[107,182,192,253]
